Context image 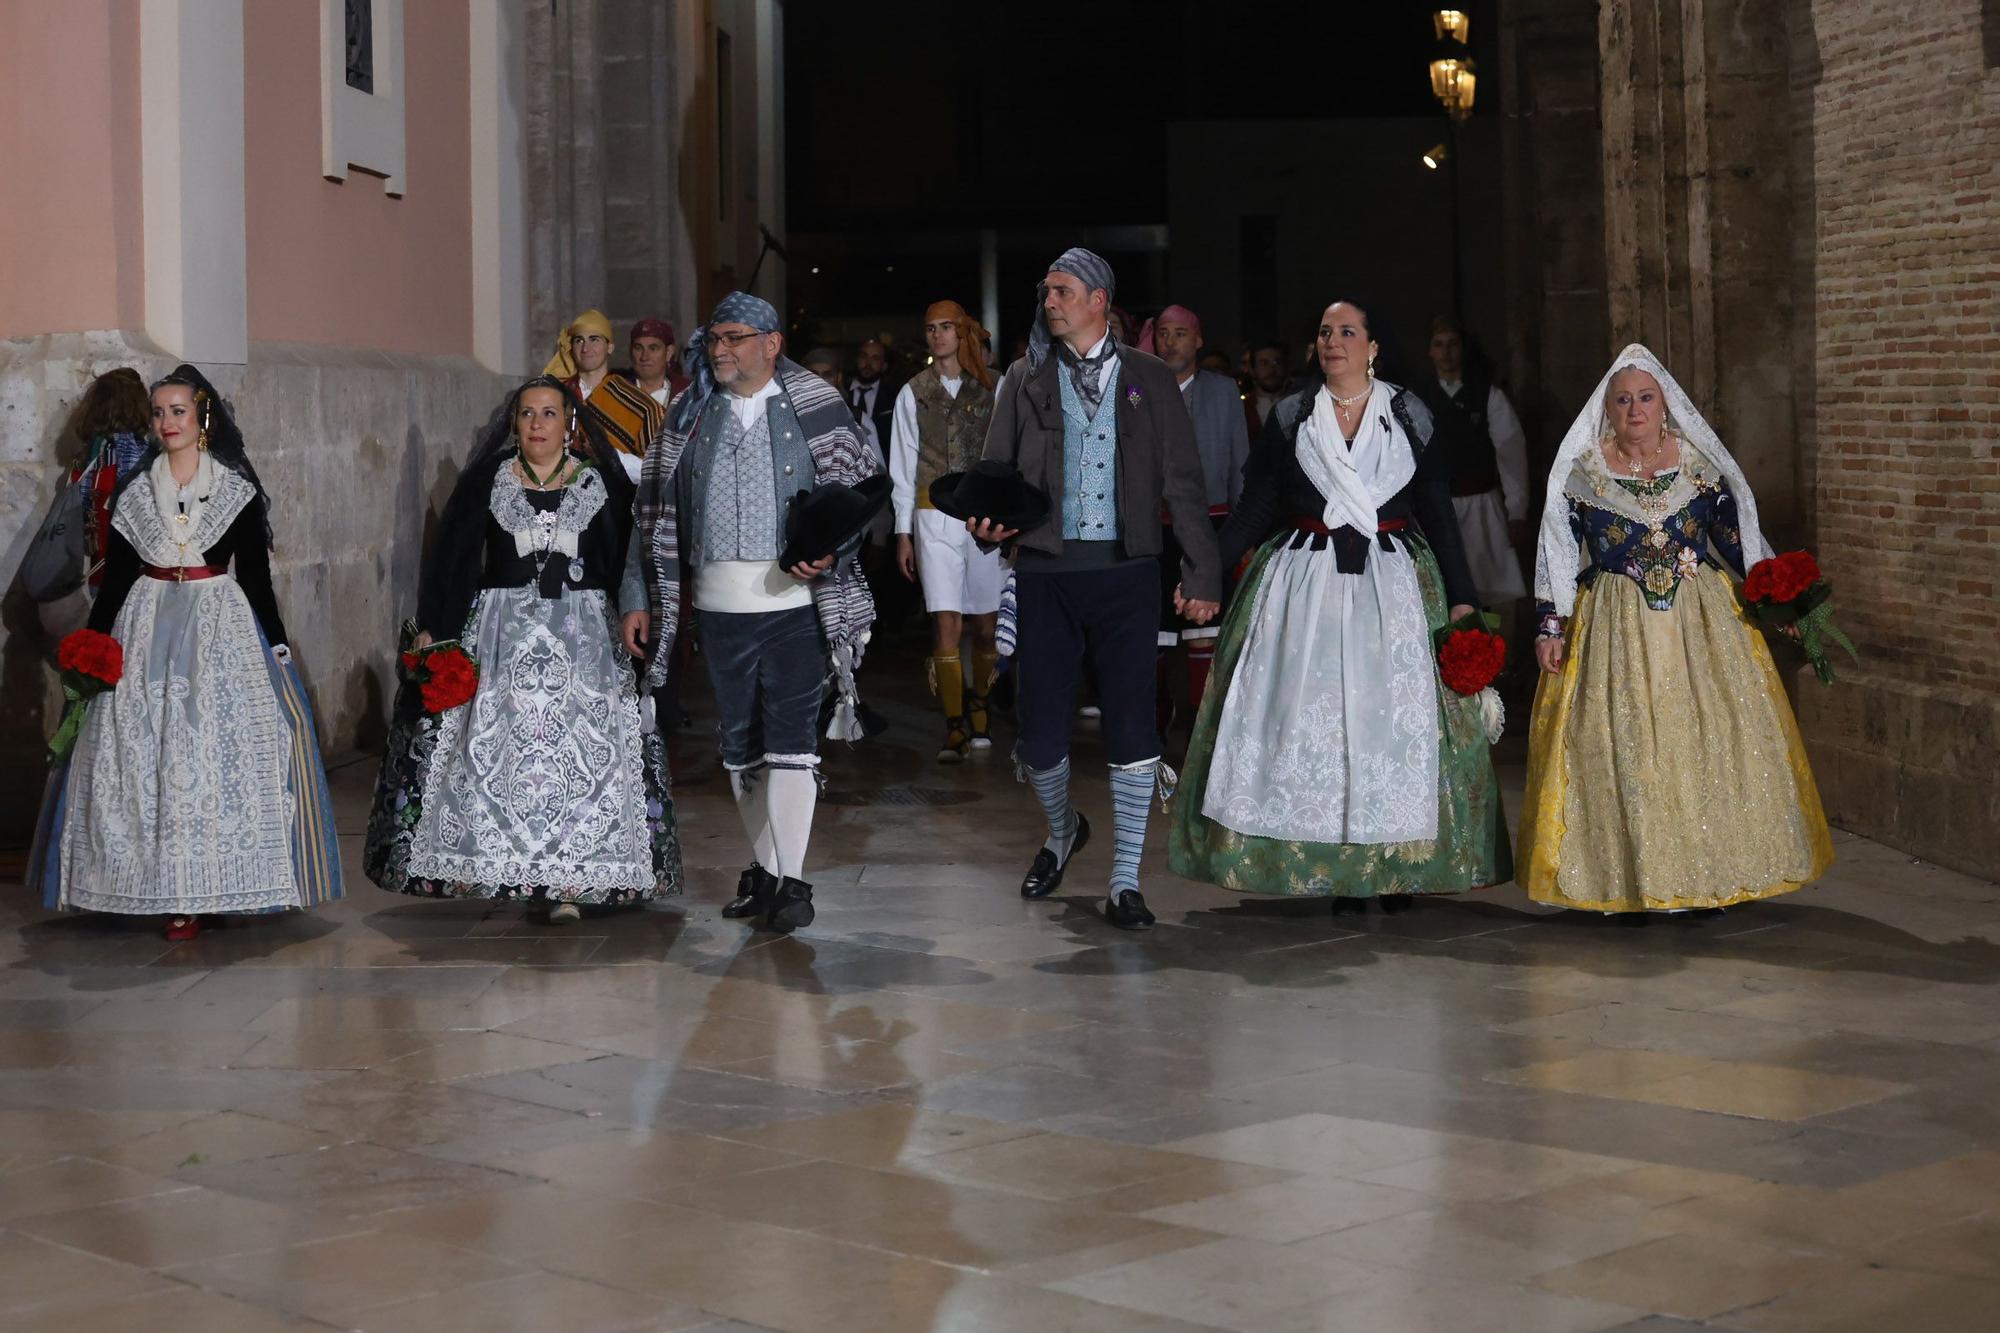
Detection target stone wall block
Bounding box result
[604,199,654,271]
[598,54,651,126]
[1702,0,1789,80]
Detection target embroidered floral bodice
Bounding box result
[1536,447,1747,632]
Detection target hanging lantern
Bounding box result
[1430,11,1476,122]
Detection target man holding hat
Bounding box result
[1141,304,1250,727]
[620,292,881,934]
[548,308,666,475]
[965,248,1222,931]
[890,300,1002,762]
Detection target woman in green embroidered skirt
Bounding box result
[1167,301,1511,911]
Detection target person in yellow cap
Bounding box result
[546,308,665,476]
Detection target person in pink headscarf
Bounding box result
[1140,305,1251,732]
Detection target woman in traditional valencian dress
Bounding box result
[31,366,342,939]
[364,377,679,922]
[1519,345,1832,918]
[1169,301,1512,911]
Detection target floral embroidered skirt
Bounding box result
[1518,567,1833,912]
[365,587,680,904]
[1168,534,1512,898]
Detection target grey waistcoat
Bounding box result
[678,388,818,567]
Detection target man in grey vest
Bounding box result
[622,292,880,934]
[969,249,1223,931]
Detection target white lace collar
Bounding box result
[116,460,253,567]
[490,459,607,559]
[1563,438,1722,530]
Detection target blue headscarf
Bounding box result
[672,291,782,431]
[1027,248,1116,372]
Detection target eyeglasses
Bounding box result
[710,330,768,349]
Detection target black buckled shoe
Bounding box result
[765,877,816,933]
[723,864,777,919]
[1107,889,1156,931]
[1020,814,1091,900]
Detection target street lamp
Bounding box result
[1430,11,1476,123]
[1428,10,1474,320]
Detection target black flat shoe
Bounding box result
[765,877,815,933]
[1020,814,1091,900]
[1379,894,1415,915]
[1330,897,1367,916]
[1611,911,1649,927]
[723,864,777,920]
[1107,889,1155,931]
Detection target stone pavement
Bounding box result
[3,643,1999,1332]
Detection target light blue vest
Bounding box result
[1057,356,1121,541]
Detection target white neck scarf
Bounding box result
[1535,343,1772,616]
[1294,380,1416,535]
[150,449,218,566]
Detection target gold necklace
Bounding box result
[1612,437,1661,478]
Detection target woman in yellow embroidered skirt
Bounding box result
[1520,345,1833,917]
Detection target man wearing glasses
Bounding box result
[620,292,880,935]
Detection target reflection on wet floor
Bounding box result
[4,644,2000,1331]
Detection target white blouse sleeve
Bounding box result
[888,382,921,534]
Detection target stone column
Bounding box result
[1498,0,1609,458]
[1597,0,1801,533]
[527,0,607,355]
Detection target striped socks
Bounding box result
[1108,759,1158,896]
[1026,757,1077,861]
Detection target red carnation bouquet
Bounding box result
[401,638,480,713]
[1741,550,1856,685]
[48,628,124,763]
[1434,612,1508,743]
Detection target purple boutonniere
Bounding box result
[1125,385,1143,408]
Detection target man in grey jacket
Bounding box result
[968,248,1222,931]
[1146,303,1249,727]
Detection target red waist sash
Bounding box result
[1291,515,1407,538]
[141,563,227,582]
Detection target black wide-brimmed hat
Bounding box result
[927,460,1052,534]
[780,474,892,569]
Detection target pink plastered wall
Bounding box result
[243,0,472,355]
[0,1,145,339]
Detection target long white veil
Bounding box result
[1534,343,1773,617]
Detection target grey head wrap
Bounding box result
[1026,247,1116,373]
[673,291,781,431]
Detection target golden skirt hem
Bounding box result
[1517,568,1834,914]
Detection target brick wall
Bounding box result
[1793,0,2000,876]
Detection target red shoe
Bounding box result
[164,915,201,941]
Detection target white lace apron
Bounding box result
[1203,384,1442,844]
[405,467,656,895]
[60,467,300,914]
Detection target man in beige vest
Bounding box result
[889,300,1001,762]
